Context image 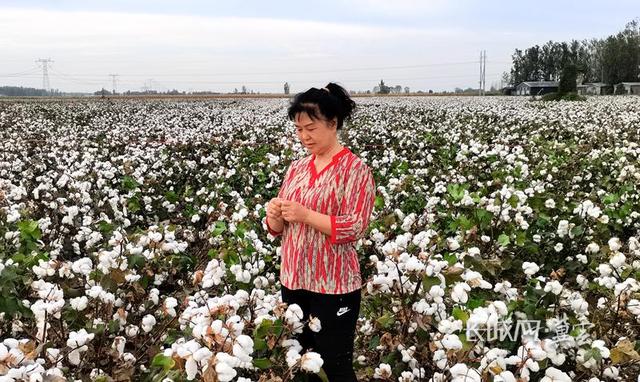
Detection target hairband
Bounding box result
[321,87,330,93]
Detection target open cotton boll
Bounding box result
[215,361,237,382]
[373,363,392,379]
[300,351,323,374]
[232,335,254,362]
[284,304,304,332]
[608,237,622,252]
[286,348,301,367]
[451,283,471,304]
[449,364,481,382]
[69,296,88,311]
[141,315,156,333]
[308,315,322,332]
[163,297,178,317]
[540,367,571,382]
[440,334,463,351]
[522,262,540,277]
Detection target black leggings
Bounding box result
[281,285,361,382]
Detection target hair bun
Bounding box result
[324,82,356,122]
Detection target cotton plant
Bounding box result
[1,96,640,380]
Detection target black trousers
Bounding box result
[281,284,361,382]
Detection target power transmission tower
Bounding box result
[35,58,54,91]
[479,50,486,96]
[109,74,119,95]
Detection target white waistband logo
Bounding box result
[336,307,350,316]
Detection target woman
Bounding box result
[264,83,376,381]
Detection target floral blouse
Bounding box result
[264,146,376,294]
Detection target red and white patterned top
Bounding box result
[264,146,376,294]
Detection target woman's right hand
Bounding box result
[266,197,284,222]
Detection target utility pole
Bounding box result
[35,58,54,91]
[483,50,486,95]
[108,74,119,95]
[479,50,486,96]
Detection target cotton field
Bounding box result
[1,95,640,381]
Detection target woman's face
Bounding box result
[293,110,337,154]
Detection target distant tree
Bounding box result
[94,88,112,97]
[559,63,578,94]
[241,85,247,94]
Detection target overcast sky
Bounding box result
[1,0,637,93]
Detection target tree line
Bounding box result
[0,86,63,97]
[508,19,640,86]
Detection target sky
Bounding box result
[0,0,637,93]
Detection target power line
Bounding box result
[3,59,510,79]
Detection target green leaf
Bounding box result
[121,175,139,191]
[165,190,178,203]
[443,253,457,266]
[376,312,395,329]
[151,354,175,371]
[498,233,510,247]
[317,368,330,382]
[422,276,441,290]
[368,335,380,350]
[452,307,470,324]
[253,358,272,369]
[254,338,267,352]
[211,221,227,237]
[602,193,619,205]
[0,296,21,316]
[254,319,273,339]
[129,254,145,269]
[447,184,465,202]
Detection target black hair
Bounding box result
[287,82,356,130]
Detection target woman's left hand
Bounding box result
[280,200,310,224]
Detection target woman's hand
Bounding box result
[266,197,285,223]
[280,200,310,224]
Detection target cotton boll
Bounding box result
[557,220,569,238]
[446,237,460,251]
[111,336,126,357]
[628,299,640,316]
[232,335,254,363]
[522,262,540,277]
[284,304,304,333]
[300,351,324,373]
[141,315,156,333]
[586,242,600,254]
[540,367,571,382]
[608,237,622,252]
[286,348,301,367]
[70,296,88,311]
[609,253,626,269]
[544,281,563,295]
[451,283,471,304]
[308,315,322,332]
[441,334,462,351]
